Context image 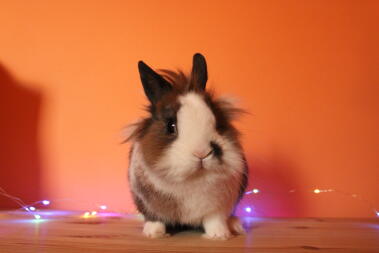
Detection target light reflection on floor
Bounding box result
[0,209,143,239]
[0,210,140,224]
[240,216,265,246]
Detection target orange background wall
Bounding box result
[1,0,378,217]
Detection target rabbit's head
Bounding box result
[128,54,245,182]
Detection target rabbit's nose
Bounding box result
[193,149,213,160]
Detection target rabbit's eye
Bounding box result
[166,118,177,135]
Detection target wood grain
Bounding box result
[0,211,378,253]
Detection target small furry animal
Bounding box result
[126,53,248,240]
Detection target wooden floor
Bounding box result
[0,211,378,253]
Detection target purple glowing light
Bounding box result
[245,207,252,213]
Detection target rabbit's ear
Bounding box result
[138,61,172,104]
[190,53,208,91]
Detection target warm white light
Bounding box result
[91,211,97,216]
[29,206,36,211]
[313,189,321,194]
[83,212,90,218]
[42,200,50,205]
[245,188,260,195]
[99,205,107,210]
[34,214,41,220]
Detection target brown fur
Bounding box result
[139,92,181,167]
[131,161,181,223]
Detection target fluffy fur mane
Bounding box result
[124,69,245,144]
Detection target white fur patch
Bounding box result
[143,221,169,238]
[157,92,218,180]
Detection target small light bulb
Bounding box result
[91,211,97,216]
[245,207,252,213]
[42,200,50,205]
[376,211,379,217]
[252,188,260,194]
[24,207,30,211]
[29,206,36,211]
[99,205,107,210]
[34,214,41,220]
[313,189,321,194]
[83,212,90,218]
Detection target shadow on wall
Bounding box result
[236,151,305,217]
[0,62,43,209]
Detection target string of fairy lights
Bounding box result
[1,186,378,221]
[244,188,379,217]
[0,186,108,220]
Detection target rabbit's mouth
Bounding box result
[185,162,208,180]
[197,161,205,170]
[196,160,211,171]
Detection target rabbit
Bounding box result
[126,53,248,240]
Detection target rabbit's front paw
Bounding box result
[228,216,246,235]
[203,229,232,240]
[143,221,170,238]
[203,214,233,240]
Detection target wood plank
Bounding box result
[0,211,378,253]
